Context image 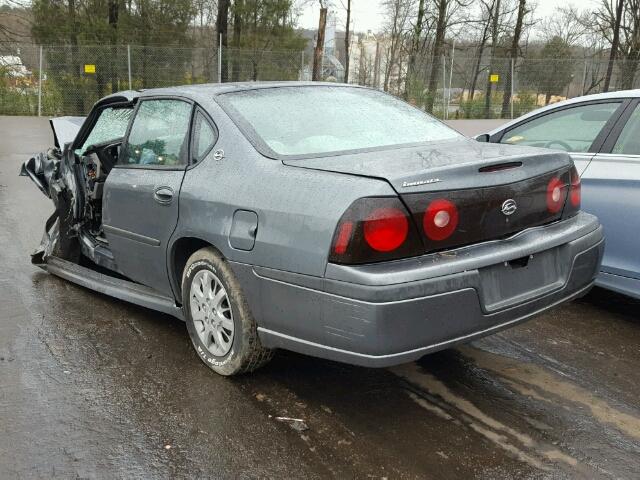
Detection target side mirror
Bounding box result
[474,133,490,143]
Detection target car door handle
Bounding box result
[153,186,174,205]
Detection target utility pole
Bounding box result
[604,0,624,92]
[344,0,351,83]
[218,33,222,83]
[127,44,132,90]
[312,6,328,81]
[510,58,514,119]
[37,45,43,117]
[216,0,229,83]
[447,39,456,119]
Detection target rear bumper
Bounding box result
[233,212,604,367]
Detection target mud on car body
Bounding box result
[21,82,604,376]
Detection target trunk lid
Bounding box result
[284,138,576,254]
[281,138,571,194]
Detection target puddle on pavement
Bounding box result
[391,341,640,478]
[392,362,581,473]
[458,345,640,441]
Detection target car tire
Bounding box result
[181,247,273,376]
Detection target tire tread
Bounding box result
[182,247,273,375]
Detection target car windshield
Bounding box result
[220,86,461,157]
[76,106,133,155]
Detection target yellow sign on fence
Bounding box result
[489,74,500,83]
[84,64,96,74]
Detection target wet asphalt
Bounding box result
[1,116,639,479]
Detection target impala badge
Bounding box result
[501,199,517,216]
[213,149,225,161]
[402,178,441,188]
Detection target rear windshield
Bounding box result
[219,86,461,157]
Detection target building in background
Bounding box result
[318,11,344,82]
[348,30,392,90]
[0,53,33,87]
[299,11,345,82]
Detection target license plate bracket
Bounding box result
[479,247,565,312]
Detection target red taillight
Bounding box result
[333,221,353,255]
[363,207,409,252]
[423,199,459,241]
[329,197,423,264]
[570,167,581,208]
[546,177,565,214]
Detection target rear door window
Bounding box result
[120,99,192,167]
[612,105,640,156]
[500,102,621,153]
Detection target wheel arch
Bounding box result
[169,236,224,303]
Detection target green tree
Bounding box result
[30,0,195,113]
[539,36,575,104]
[228,0,306,81]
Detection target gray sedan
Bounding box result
[477,90,640,299]
[21,82,603,376]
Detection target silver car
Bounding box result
[477,90,640,299]
[21,82,603,376]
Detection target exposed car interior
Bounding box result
[81,139,121,241]
[74,105,133,244]
[68,98,217,277]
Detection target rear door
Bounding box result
[495,100,628,175]
[103,97,193,296]
[583,99,640,280]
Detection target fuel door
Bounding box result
[229,210,258,251]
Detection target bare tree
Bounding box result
[343,0,351,83]
[468,0,495,101]
[404,0,426,99]
[539,5,587,46]
[0,0,32,45]
[424,0,468,112]
[192,0,217,81]
[231,0,243,82]
[500,0,528,118]
[381,0,414,93]
[108,0,119,92]
[618,0,640,89]
[482,0,508,118]
[216,0,230,82]
[601,0,624,91]
[312,2,328,81]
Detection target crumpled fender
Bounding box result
[20,146,82,265]
[20,149,61,199]
[20,116,87,265]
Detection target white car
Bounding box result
[477,90,640,299]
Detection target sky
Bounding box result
[297,0,599,37]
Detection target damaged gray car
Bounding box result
[21,82,604,376]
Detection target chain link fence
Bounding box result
[0,43,306,116]
[395,55,640,120]
[1,42,639,118]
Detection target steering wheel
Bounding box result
[545,140,573,152]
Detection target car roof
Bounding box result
[137,81,367,97]
[94,82,371,110]
[485,89,640,135]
